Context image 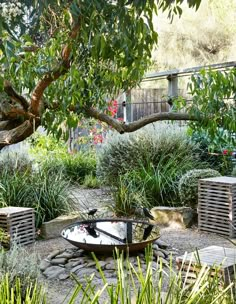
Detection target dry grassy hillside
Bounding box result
[152,0,236,71]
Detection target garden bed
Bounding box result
[26,226,235,304]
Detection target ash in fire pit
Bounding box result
[61,219,160,253]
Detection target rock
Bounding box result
[47,250,63,260]
[43,266,66,279]
[51,258,67,265]
[87,261,96,267]
[71,264,87,273]
[152,244,159,251]
[65,261,78,269]
[75,268,96,277]
[157,257,169,265]
[41,214,81,239]
[96,261,107,269]
[39,260,51,271]
[59,273,70,280]
[153,250,165,259]
[150,206,197,228]
[154,239,169,249]
[69,257,84,263]
[157,248,169,257]
[103,270,116,278]
[56,252,75,259]
[72,251,84,258]
[105,262,116,270]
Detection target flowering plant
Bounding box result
[77,100,119,146]
[0,1,26,22]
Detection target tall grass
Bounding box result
[41,151,97,185]
[66,247,234,304]
[29,132,97,185]
[0,153,72,228]
[98,123,206,213]
[0,274,46,304]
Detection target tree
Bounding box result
[0,0,234,150]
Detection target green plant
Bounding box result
[178,169,221,208]
[82,174,100,189]
[98,123,206,213]
[0,242,40,300]
[111,173,149,216]
[66,247,234,304]
[0,273,46,304]
[0,153,72,228]
[0,228,10,248]
[30,133,97,185]
[30,170,72,227]
[190,129,235,175]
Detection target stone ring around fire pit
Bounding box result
[61,218,160,253]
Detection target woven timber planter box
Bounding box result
[0,206,35,247]
[198,176,236,237]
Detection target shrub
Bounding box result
[0,153,72,228]
[98,123,206,211]
[30,132,97,184]
[178,169,221,208]
[0,242,41,300]
[82,173,100,188]
[191,130,235,175]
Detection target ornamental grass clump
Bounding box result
[29,132,97,185]
[0,274,46,304]
[0,152,72,228]
[66,247,234,304]
[98,123,206,211]
[178,168,221,208]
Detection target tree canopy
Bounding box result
[0,0,235,149]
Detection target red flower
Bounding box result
[223,149,232,155]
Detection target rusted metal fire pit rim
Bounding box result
[61,218,160,253]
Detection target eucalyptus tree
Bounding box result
[0,0,234,150]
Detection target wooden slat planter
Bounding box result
[176,246,236,286]
[198,177,236,237]
[0,207,35,247]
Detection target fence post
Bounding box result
[167,74,178,107]
[122,92,127,123]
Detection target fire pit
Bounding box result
[61,218,160,253]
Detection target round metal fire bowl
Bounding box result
[61,218,160,253]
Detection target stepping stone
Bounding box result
[176,246,236,286]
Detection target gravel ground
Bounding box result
[26,227,236,304]
[24,188,236,303]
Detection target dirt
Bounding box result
[25,188,236,303]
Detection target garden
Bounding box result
[0,0,236,303]
[0,118,235,303]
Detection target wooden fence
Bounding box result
[116,61,236,123]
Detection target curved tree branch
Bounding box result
[85,107,197,133]
[0,120,36,149]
